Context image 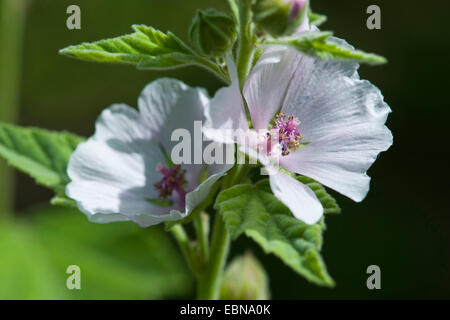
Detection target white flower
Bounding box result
[204,46,393,224]
[67,78,231,227]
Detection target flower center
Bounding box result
[154,163,187,208]
[269,112,303,156]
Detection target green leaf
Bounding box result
[30,206,193,299]
[59,25,229,83]
[215,179,335,287]
[308,8,327,27]
[0,122,84,194]
[0,219,69,299]
[50,195,77,208]
[0,206,193,299]
[60,25,192,68]
[265,31,387,65]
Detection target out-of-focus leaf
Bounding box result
[28,206,193,299]
[49,195,77,208]
[0,219,68,299]
[308,8,327,27]
[0,122,84,194]
[0,206,193,299]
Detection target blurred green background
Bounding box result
[0,0,449,299]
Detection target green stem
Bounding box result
[196,58,231,85]
[236,0,255,89]
[193,211,209,261]
[195,164,252,299]
[229,163,251,186]
[0,0,27,215]
[193,0,257,300]
[196,213,230,299]
[170,224,197,273]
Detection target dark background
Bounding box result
[4,0,450,299]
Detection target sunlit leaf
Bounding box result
[59,25,229,82]
[215,179,335,287]
[265,31,387,65]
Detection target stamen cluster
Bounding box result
[154,164,187,204]
[271,112,303,156]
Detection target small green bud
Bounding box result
[220,252,271,300]
[253,0,308,36]
[189,8,237,58]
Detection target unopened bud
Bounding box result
[220,252,270,300]
[253,0,308,36]
[189,8,237,58]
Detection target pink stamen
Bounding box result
[269,112,303,156]
[154,164,187,208]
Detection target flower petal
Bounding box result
[138,78,209,153]
[276,45,392,202]
[138,77,233,212]
[66,104,185,227]
[268,167,323,224]
[243,47,299,130]
[172,169,231,218]
[204,55,248,144]
[92,103,150,142]
[68,79,233,227]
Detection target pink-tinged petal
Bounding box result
[245,30,329,132]
[296,2,310,32]
[138,78,209,153]
[137,77,221,192]
[92,103,149,142]
[244,47,300,130]
[204,55,248,144]
[68,83,232,227]
[268,167,323,224]
[277,42,392,202]
[281,122,392,202]
[67,104,181,227]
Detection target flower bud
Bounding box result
[220,252,270,300]
[253,0,308,36]
[189,8,237,58]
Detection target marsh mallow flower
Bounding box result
[67,78,230,227]
[204,48,393,225]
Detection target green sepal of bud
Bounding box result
[253,0,308,37]
[220,252,271,300]
[189,8,237,58]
